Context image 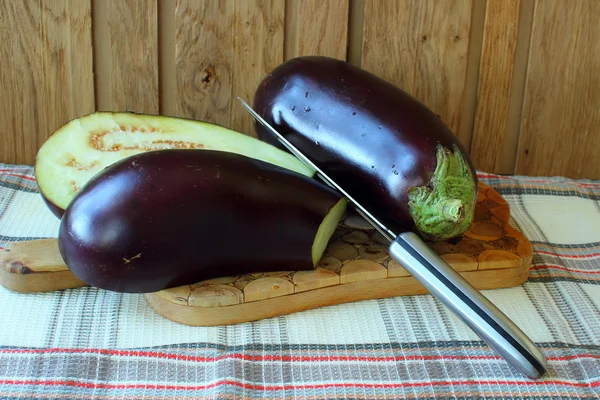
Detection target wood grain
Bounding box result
[293,268,339,292]
[169,0,285,134]
[145,182,533,326]
[284,0,349,60]
[414,0,473,137]
[0,1,42,166]
[145,265,530,326]
[43,0,95,137]
[0,239,86,292]
[173,0,234,125]
[158,0,176,116]
[347,0,365,66]
[2,1,600,178]
[0,0,94,165]
[500,0,535,174]
[361,0,419,96]
[516,0,600,179]
[457,0,486,150]
[93,0,158,114]
[0,182,534,324]
[244,276,295,302]
[1,239,66,273]
[470,0,521,173]
[0,183,532,303]
[230,0,284,136]
[361,0,473,140]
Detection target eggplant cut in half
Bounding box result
[58,149,346,293]
[35,112,315,218]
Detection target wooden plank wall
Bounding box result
[1,0,599,179]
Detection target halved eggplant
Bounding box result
[253,56,478,241]
[35,112,315,218]
[58,149,346,293]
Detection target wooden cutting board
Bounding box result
[0,183,532,326]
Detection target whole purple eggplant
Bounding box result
[58,149,346,293]
[253,56,477,241]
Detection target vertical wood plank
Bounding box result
[0,1,40,165]
[499,0,535,173]
[93,0,159,114]
[361,0,473,141]
[170,0,286,134]
[231,0,284,136]
[0,0,94,165]
[414,0,473,137]
[516,0,600,179]
[457,0,486,150]
[347,0,365,66]
[470,0,521,173]
[158,0,177,116]
[43,0,95,135]
[91,0,109,110]
[174,0,234,126]
[284,0,349,60]
[362,0,420,93]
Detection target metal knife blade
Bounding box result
[238,98,395,243]
[237,97,547,379]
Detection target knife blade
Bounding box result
[237,97,547,380]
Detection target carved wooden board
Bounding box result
[0,183,532,326]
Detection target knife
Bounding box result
[238,97,547,380]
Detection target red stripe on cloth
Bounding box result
[1,347,599,363]
[0,348,502,362]
[0,378,598,391]
[0,171,36,182]
[535,250,600,260]
[0,169,31,173]
[534,242,600,250]
[489,183,600,194]
[477,173,600,188]
[531,264,600,275]
[529,272,600,281]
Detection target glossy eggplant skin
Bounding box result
[253,56,477,237]
[58,149,343,293]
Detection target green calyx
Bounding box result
[407,144,477,241]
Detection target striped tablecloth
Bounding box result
[1,163,599,399]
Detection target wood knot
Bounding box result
[492,236,518,250]
[421,34,428,42]
[456,238,484,255]
[9,261,33,274]
[201,66,215,85]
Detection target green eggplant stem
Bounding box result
[407,144,476,241]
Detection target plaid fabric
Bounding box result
[1,164,599,399]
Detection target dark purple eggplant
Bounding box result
[58,149,346,293]
[253,56,477,241]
